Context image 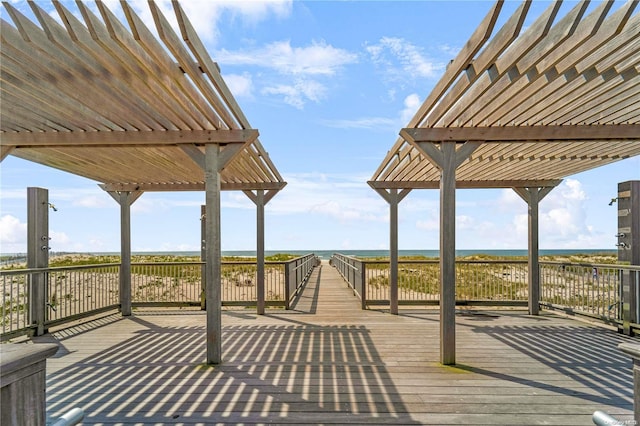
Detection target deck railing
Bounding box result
[1,254,318,339]
[285,254,320,306]
[330,254,640,329]
[539,262,640,325]
[330,253,365,303]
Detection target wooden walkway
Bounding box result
[36,261,638,425]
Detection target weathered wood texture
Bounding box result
[34,261,638,425]
[370,1,640,189]
[1,343,58,426]
[0,1,285,192]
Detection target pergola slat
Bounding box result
[441,1,596,128]
[111,3,224,131]
[0,0,286,367]
[409,1,504,128]
[1,0,286,195]
[62,3,202,132]
[148,1,237,131]
[370,1,639,365]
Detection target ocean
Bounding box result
[102,248,616,260]
[0,249,618,266]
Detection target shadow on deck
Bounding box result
[36,263,638,425]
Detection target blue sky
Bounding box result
[1,0,638,254]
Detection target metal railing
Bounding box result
[1,263,120,339]
[1,268,33,337]
[131,261,288,306]
[330,253,640,329]
[285,254,320,307]
[330,254,365,307]
[331,255,529,307]
[1,255,319,339]
[540,262,640,325]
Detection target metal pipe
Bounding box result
[592,410,622,426]
[50,407,84,426]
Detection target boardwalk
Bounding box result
[37,261,637,425]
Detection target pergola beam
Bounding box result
[401,124,640,143]
[2,129,259,146]
[0,145,15,162]
[368,179,563,190]
[99,181,287,192]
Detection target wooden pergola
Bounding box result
[0,1,285,364]
[370,0,640,365]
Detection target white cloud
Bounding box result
[222,192,254,209]
[500,179,604,248]
[100,0,292,45]
[267,172,387,223]
[217,40,357,76]
[262,78,327,109]
[400,93,421,124]
[320,116,397,130]
[513,213,528,238]
[456,215,475,230]
[366,37,444,82]
[498,188,524,210]
[73,195,111,209]
[216,40,357,108]
[323,93,421,130]
[223,73,254,99]
[439,43,460,58]
[130,195,202,215]
[50,230,71,247]
[134,242,200,253]
[540,179,588,241]
[416,218,438,231]
[0,215,27,252]
[0,188,25,200]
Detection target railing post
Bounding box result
[622,269,638,335]
[285,260,292,308]
[349,258,355,290]
[27,187,49,336]
[360,261,367,310]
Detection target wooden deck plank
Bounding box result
[31,261,638,425]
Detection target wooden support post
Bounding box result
[389,190,399,315]
[119,192,133,317]
[514,186,556,316]
[409,139,480,366]
[440,142,457,365]
[101,186,143,318]
[200,205,206,310]
[373,188,411,315]
[244,189,279,315]
[205,144,222,364]
[27,187,49,336]
[256,190,265,315]
[527,189,540,316]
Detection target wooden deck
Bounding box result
[35,261,638,425]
